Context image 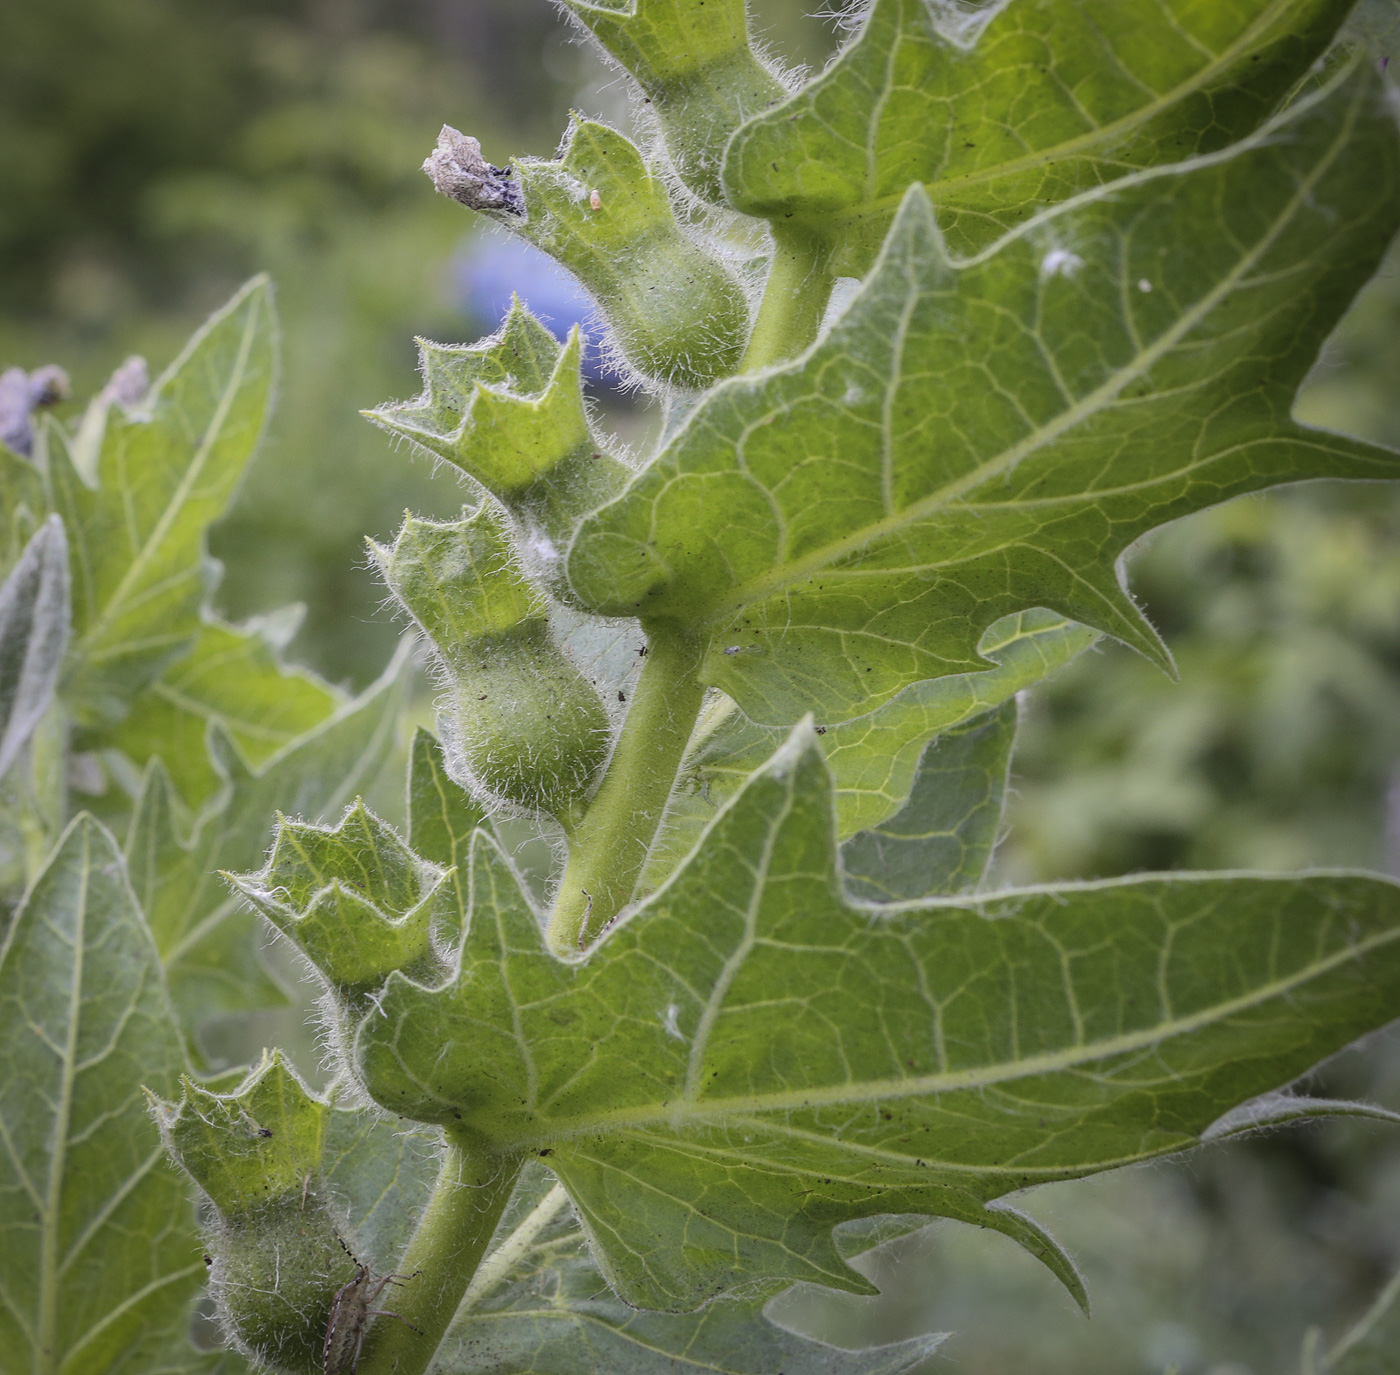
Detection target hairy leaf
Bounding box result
[439,1162,945,1374]
[0,816,206,1373]
[51,277,276,725]
[724,0,1359,270]
[0,516,70,779]
[841,697,1018,901]
[643,610,1092,890]
[126,647,409,1022]
[569,69,1400,725]
[407,726,489,917]
[105,616,342,809]
[263,721,1400,1311]
[558,0,787,203]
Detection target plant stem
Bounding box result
[740,223,835,372]
[356,1134,520,1375]
[547,621,708,954]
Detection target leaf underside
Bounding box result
[253,719,1400,1313]
[569,68,1400,725]
[724,0,1360,269]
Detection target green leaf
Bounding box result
[724,0,1359,271]
[103,615,342,809]
[284,721,1400,1313]
[51,278,276,726]
[126,646,409,1023]
[0,816,206,1374]
[438,1162,946,1374]
[0,442,49,571]
[407,726,489,918]
[558,0,787,203]
[0,516,70,779]
[569,67,1400,726]
[841,697,1018,901]
[364,303,630,561]
[643,610,1093,891]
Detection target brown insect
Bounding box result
[323,1241,421,1374]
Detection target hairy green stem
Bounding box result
[547,622,708,953]
[740,224,835,372]
[356,1135,520,1375]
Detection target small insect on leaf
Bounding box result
[323,1248,422,1375]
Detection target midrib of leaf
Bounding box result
[704,70,1359,625]
[832,0,1303,226]
[36,846,89,1375]
[75,300,260,661]
[520,899,1400,1143]
[459,1182,569,1311]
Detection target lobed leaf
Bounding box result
[570,67,1400,725]
[50,278,276,726]
[724,0,1360,271]
[439,1162,946,1374]
[643,609,1092,890]
[265,720,1400,1312]
[0,816,206,1374]
[407,726,489,918]
[0,516,70,779]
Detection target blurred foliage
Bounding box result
[5,2,1400,1373]
[0,0,837,686]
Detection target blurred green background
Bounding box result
[4,2,1400,1371]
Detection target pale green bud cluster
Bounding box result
[372,506,611,821]
[150,1055,355,1374]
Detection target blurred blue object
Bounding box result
[452,232,612,384]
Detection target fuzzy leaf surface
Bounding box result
[558,0,786,202]
[0,816,206,1374]
[841,698,1018,901]
[335,724,1400,1312]
[0,516,70,779]
[725,0,1358,270]
[439,1162,945,1374]
[570,71,1400,726]
[51,278,275,725]
[644,610,1091,890]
